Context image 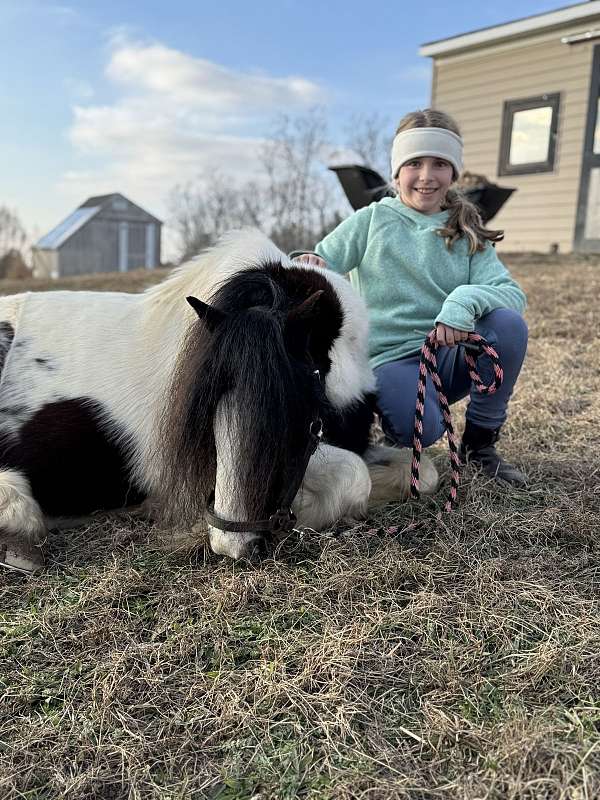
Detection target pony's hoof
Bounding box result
[0,537,45,575]
[239,535,272,564]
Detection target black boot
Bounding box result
[460,420,527,487]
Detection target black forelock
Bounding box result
[208,261,344,374]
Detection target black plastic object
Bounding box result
[329,164,515,223]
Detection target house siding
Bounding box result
[431,20,599,252]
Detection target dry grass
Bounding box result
[1,255,600,799]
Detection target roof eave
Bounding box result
[420,0,600,57]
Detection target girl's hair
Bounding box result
[394,109,503,253]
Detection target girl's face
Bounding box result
[395,156,454,215]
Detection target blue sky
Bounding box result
[0,0,579,250]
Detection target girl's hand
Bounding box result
[295,254,326,268]
[435,323,469,347]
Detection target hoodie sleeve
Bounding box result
[436,243,527,331]
[314,206,373,275]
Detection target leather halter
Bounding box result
[205,370,324,535]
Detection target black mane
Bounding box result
[157,261,346,525]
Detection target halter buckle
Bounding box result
[268,508,297,533]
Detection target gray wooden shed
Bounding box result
[32,193,162,279]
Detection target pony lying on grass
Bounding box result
[0,230,438,573]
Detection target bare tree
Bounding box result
[258,110,342,252]
[168,173,269,262]
[167,111,346,262]
[343,112,393,179]
[0,206,28,259]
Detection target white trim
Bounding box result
[118,222,128,273]
[562,28,600,44]
[420,1,600,57]
[145,223,156,269]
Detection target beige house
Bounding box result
[420,1,600,252]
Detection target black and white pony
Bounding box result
[0,230,438,573]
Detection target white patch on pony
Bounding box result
[143,228,286,316]
[0,469,46,539]
[208,527,263,561]
[363,445,439,505]
[293,443,371,530]
[208,397,264,560]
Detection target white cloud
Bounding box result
[105,41,320,111]
[62,37,327,232]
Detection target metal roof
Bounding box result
[79,193,127,208]
[35,206,101,250]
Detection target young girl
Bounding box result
[298,109,528,486]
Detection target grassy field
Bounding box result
[1,254,599,799]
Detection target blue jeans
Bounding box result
[375,308,528,447]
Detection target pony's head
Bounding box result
[158,261,344,559]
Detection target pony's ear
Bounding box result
[186,296,227,331]
[287,290,324,323]
[285,290,326,359]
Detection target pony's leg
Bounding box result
[293,444,371,530]
[362,445,439,506]
[0,469,46,574]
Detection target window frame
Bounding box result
[497,93,561,176]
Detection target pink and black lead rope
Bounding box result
[410,330,504,512]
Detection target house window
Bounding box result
[498,93,560,176]
[593,98,600,154]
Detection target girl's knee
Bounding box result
[484,308,528,341]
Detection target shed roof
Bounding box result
[420,0,600,57]
[79,193,162,223]
[35,206,101,250]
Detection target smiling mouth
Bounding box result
[415,187,438,195]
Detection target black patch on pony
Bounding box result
[34,357,55,370]
[321,392,377,455]
[157,262,345,527]
[0,398,143,516]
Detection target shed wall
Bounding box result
[58,219,118,276]
[59,209,160,276]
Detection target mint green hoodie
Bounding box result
[315,197,526,369]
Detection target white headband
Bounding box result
[391,127,463,179]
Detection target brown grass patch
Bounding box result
[1,255,599,799]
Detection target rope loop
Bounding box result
[410,330,503,511]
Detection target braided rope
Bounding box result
[410,330,504,512]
